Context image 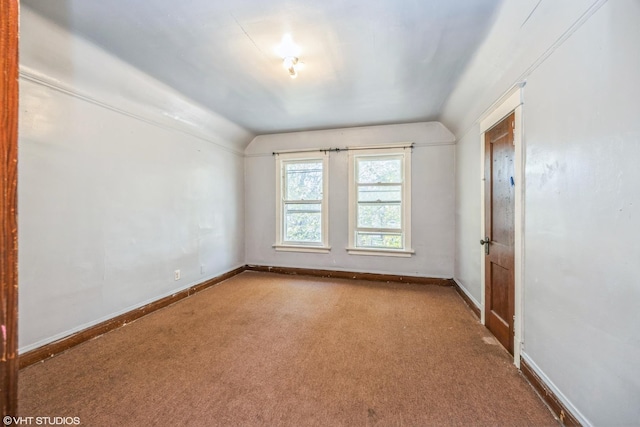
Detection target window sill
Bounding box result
[273,244,331,254]
[346,247,415,258]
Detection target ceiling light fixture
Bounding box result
[276,34,304,79]
[283,56,304,79]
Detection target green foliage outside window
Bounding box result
[355,156,404,249]
[283,161,323,243]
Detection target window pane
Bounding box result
[358,185,401,202]
[356,232,402,249]
[357,204,401,229]
[284,204,321,242]
[285,162,323,200]
[357,157,402,184]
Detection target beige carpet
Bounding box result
[19,271,557,426]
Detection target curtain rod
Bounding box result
[272,143,414,156]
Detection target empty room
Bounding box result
[1,0,639,425]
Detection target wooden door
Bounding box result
[1,0,20,417]
[484,112,515,354]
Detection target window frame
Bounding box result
[347,147,414,257]
[274,152,330,253]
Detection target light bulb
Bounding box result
[275,33,301,58]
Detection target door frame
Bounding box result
[479,83,525,367]
[1,0,20,416]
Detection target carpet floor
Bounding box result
[19,271,558,426]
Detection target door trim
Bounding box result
[1,0,20,416]
[479,84,525,367]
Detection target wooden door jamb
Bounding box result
[479,84,525,367]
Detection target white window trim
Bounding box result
[274,152,330,253]
[347,147,413,257]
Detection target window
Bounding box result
[348,147,413,256]
[274,152,329,253]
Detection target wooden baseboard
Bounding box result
[520,358,581,426]
[451,280,481,319]
[18,262,581,427]
[19,266,246,369]
[245,264,454,286]
[20,265,452,369]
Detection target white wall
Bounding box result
[245,122,456,278]
[453,126,482,305]
[447,1,640,425]
[18,7,252,352]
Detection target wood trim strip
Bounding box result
[1,0,20,416]
[19,266,246,369]
[452,282,481,319]
[245,265,454,286]
[520,358,581,426]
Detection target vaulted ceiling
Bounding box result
[23,0,501,134]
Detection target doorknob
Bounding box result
[480,237,490,255]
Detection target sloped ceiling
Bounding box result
[22,0,501,134]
